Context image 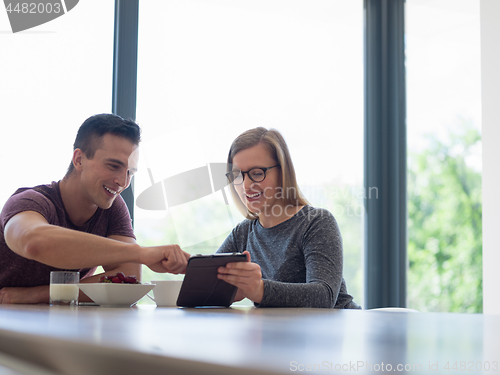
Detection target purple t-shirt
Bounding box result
[0,181,135,288]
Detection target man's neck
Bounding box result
[59,175,98,226]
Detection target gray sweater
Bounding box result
[217,205,360,309]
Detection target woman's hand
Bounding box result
[217,251,264,303]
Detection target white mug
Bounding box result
[147,280,183,307]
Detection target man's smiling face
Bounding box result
[79,133,139,210]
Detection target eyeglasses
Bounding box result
[226,165,280,185]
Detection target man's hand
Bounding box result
[0,285,49,304]
[141,245,191,274]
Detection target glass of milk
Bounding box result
[50,271,80,306]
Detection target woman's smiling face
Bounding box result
[231,143,282,218]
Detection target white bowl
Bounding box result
[78,283,155,307]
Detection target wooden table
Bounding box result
[0,304,499,374]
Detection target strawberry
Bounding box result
[125,276,138,284]
[99,273,140,284]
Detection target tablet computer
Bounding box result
[176,253,247,307]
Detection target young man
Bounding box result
[0,113,190,304]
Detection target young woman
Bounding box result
[217,127,360,308]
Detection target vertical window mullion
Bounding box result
[364,0,407,309]
[112,0,139,224]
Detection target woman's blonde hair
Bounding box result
[227,127,309,219]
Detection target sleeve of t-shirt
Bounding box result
[0,189,57,230]
[258,210,344,308]
[106,195,136,240]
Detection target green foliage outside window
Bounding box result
[407,121,482,313]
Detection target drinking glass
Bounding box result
[50,271,80,306]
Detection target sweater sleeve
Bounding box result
[257,211,345,308]
[216,223,245,254]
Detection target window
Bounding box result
[0,1,114,207]
[135,0,364,304]
[406,0,482,312]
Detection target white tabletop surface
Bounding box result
[0,304,499,375]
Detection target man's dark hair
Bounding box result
[66,113,141,176]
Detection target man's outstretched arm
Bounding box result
[4,211,190,272]
[1,212,190,304]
